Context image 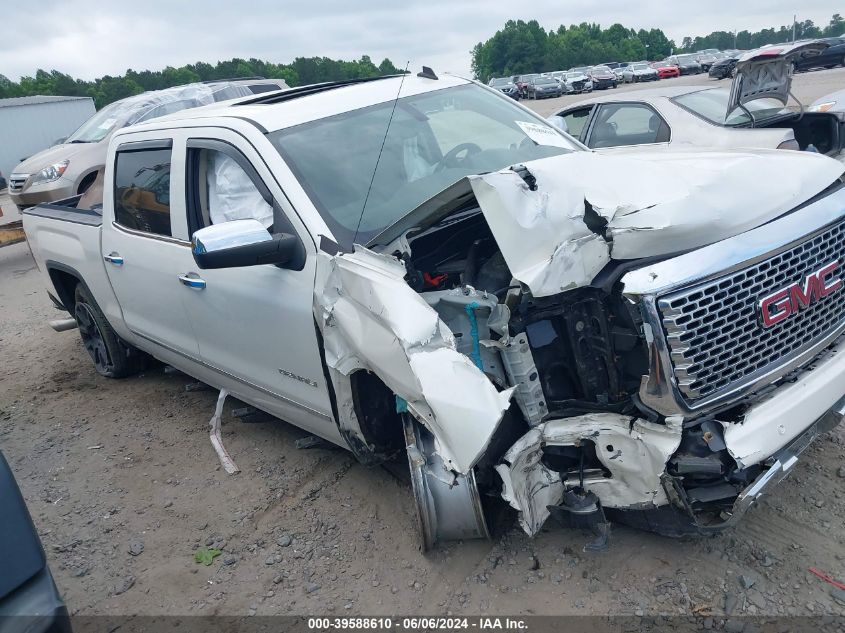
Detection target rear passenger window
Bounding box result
[588,103,670,149]
[113,148,172,236]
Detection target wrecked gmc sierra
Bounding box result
[22,71,845,550]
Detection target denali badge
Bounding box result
[278,369,318,388]
[759,261,842,328]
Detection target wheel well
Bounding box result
[48,268,81,312]
[349,371,405,459]
[77,171,98,195]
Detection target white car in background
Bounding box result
[561,71,593,94]
[620,62,659,83]
[550,42,843,157]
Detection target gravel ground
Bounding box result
[1,66,845,621]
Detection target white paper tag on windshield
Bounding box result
[516,120,570,148]
[98,117,117,130]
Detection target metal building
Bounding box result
[0,95,95,179]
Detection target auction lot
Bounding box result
[1,67,845,620]
[520,65,845,116]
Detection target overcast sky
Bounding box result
[2,1,838,81]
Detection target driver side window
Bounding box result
[187,146,274,233]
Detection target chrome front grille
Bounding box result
[657,219,845,403]
[9,174,28,194]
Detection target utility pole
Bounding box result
[792,14,796,42]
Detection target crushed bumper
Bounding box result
[722,342,845,468]
[496,343,845,538]
[665,394,844,532]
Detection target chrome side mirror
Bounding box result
[191,219,298,270]
[546,115,569,133]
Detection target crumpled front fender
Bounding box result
[313,246,513,474]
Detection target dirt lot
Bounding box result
[1,67,845,621]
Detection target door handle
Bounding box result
[178,273,206,290]
[103,252,124,266]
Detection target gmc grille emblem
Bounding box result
[758,260,842,328]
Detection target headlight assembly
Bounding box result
[31,160,69,185]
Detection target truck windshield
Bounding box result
[269,83,576,247]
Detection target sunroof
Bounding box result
[235,75,400,106]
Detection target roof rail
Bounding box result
[236,75,400,106]
[202,76,267,83]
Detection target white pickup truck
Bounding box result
[23,71,845,550]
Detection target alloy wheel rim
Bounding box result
[75,303,113,373]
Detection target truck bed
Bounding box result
[22,194,120,324]
[22,195,102,227]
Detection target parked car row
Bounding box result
[488,47,752,100]
[490,65,613,99]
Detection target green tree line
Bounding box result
[678,13,844,51]
[472,14,845,81]
[0,55,403,109]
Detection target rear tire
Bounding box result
[74,284,145,378]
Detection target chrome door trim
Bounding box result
[112,221,192,247]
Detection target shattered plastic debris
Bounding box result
[496,413,681,536]
[209,389,240,475]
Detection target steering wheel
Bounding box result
[435,142,482,172]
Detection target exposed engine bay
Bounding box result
[314,151,845,550]
[396,200,761,541]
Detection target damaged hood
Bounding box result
[728,41,828,115]
[374,148,843,297]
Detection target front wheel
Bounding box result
[74,284,146,378]
[403,416,490,551]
